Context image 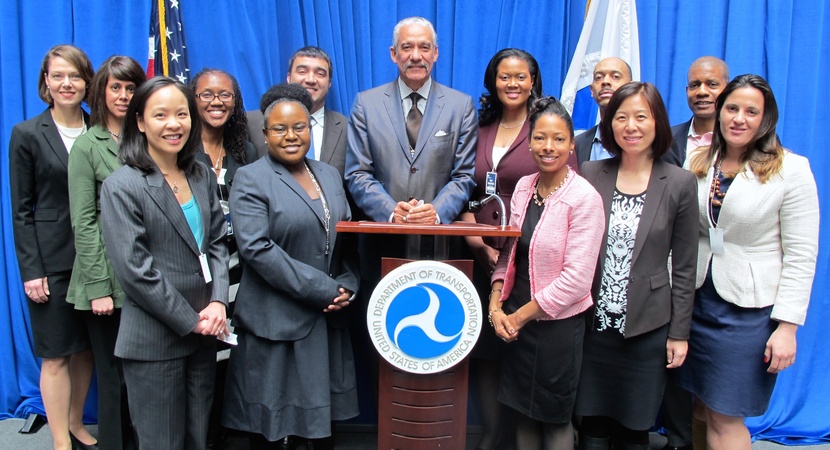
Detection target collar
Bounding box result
[688,119,712,138]
[398,77,432,101]
[310,107,325,124]
[592,126,602,142]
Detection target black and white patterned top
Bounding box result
[595,189,646,334]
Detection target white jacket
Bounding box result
[696,151,819,325]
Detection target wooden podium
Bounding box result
[336,221,520,450]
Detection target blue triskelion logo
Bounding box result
[367,261,482,374]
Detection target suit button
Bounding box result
[410,167,417,174]
[492,211,500,220]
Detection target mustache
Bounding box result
[404,61,429,70]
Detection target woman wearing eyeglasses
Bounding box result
[191,68,257,272]
[222,83,358,450]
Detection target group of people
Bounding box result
[8,15,818,450]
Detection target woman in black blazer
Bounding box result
[9,44,98,450]
[575,82,698,450]
[190,69,257,282]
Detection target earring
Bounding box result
[570,150,574,154]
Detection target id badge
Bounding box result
[217,168,228,186]
[485,171,497,195]
[709,227,725,254]
[198,253,213,284]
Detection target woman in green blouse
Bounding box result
[67,55,145,450]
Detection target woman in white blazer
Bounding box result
[677,74,819,450]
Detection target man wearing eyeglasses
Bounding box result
[248,47,348,179]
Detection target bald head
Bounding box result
[686,56,729,123]
[590,57,633,111]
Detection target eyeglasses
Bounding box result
[197,91,234,103]
[265,123,310,137]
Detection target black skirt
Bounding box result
[575,320,669,430]
[26,270,91,358]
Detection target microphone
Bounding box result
[468,194,507,227]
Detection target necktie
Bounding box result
[406,92,422,150]
[307,117,317,160]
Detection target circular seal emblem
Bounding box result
[367,261,482,374]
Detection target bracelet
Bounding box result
[487,308,503,327]
[490,288,502,297]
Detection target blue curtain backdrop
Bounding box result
[1,0,827,444]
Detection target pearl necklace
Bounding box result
[532,169,569,206]
[55,122,87,139]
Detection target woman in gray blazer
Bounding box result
[100,77,230,450]
[576,82,698,450]
[678,75,819,450]
[222,83,358,450]
[9,44,98,450]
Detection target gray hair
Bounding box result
[392,17,438,49]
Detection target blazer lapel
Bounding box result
[90,126,121,173]
[38,109,70,169]
[414,82,446,158]
[382,82,412,159]
[320,109,343,166]
[190,172,211,252]
[630,161,668,266]
[594,159,619,270]
[268,157,326,228]
[144,170,201,255]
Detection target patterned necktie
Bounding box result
[406,92,422,150]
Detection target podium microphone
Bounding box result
[468,194,507,227]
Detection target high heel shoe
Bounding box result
[69,432,98,450]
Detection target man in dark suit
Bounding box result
[574,57,632,168]
[661,56,729,450]
[248,47,348,179]
[670,56,729,166]
[345,16,476,226]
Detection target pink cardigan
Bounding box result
[491,169,605,320]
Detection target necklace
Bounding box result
[107,129,120,141]
[532,168,569,206]
[55,121,87,140]
[305,162,331,255]
[709,161,735,207]
[162,171,188,195]
[499,117,526,129]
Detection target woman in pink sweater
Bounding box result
[489,97,605,450]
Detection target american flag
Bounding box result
[147,0,190,82]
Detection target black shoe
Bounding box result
[662,446,693,450]
[578,435,611,450]
[69,432,98,450]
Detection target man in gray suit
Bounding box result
[248,47,348,179]
[345,16,476,225]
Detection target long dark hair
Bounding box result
[689,74,783,183]
[89,56,146,128]
[119,77,204,178]
[479,48,542,126]
[190,68,250,163]
[599,82,672,159]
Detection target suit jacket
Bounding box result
[574,125,599,171]
[694,152,819,326]
[581,158,698,339]
[67,124,124,309]
[248,108,348,178]
[229,156,358,341]
[671,119,693,165]
[10,108,89,280]
[101,163,230,361]
[345,79,477,223]
[576,123,683,170]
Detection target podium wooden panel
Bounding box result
[336,222,520,450]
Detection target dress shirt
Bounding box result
[309,107,325,161]
[398,77,431,117]
[686,121,712,159]
[589,126,613,161]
